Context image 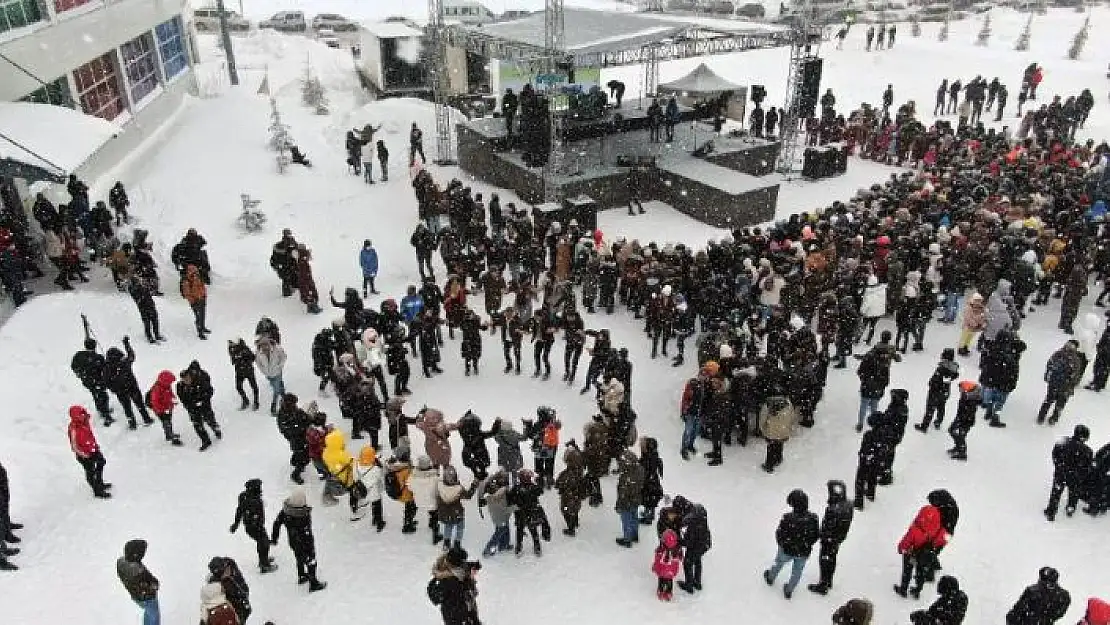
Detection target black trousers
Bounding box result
[245,524,271,568]
[1038,388,1070,422]
[86,384,112,422]
[235,371,259,404]
[76,451,107,493]
[113,386,151,425]
[657,578,673,594]
[188,409,220,445]
[138,306,161,341]
[190,299,207,333]
[816,539,841,586]
[1092,352,1110,389]
[854,462,878,505]
[416,253,434,279]
[1046,476,1080,516]
[764,440,784,470]
[502,341,521,370]
[362,276,377,294]
[683,549,705,587]
[394,363,410,395]
[564,344,582,380]
[534,341,553,374]
[367,366,389,400]
[898,551,931,593]
[921,396,946,428]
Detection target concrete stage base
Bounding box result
[457,117,781,229]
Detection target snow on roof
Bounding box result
[658,62,743,95]
[568,25,676,51]
[360,20,425,38]
[0,102,118,175]
[657,157,777,195]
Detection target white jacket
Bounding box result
[360,462,384,502]
[44,230,63,258]
[861,283,887,318]
[356,339,386,370]
[199,582,231,622]
[360,140,373,162]
[1078,313,1101,358]
[408,466,439,510]
[255,344,287,378]
[759,274,783,307]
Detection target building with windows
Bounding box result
[1,0,196,192]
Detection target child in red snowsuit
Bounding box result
[652,528,684,601]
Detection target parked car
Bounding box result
[192,7,251,32]
[736,2,765,17]
[260,10,307,32]
[317,28,341,48]
[312,13,357,32]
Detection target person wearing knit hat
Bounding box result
[270,488,326,592]
[702,361,720,377]
[230,479,277,573]
[833,598,874,624]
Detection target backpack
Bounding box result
[542,422,559,449]
[205,602,240,625]
[426,577,444,606]
[384,469,403,500]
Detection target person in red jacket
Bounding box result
[148,371,183,446]
[894,501,948,599]
[67,406,111,498]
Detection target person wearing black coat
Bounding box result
[605,347,633,405]
[103,338,153,429]
[311,329,336,395]
[911,575,968,625]
[917,349,959,432]
[230,478,277,573]
[460,309,486,376]
[1006,567,1071,625]
[228,339,260,411]
[128,275,164,344]
[270,489,326,591]
[350,379,382,445]
[763,489,820,599]
[854,412,887,510]
[508,470,550,556]
[71,339,113,426]
[948,381,981,461]
[1084,316,1110,391]
[277,394,311,484]
[431,546,481,625]
[177,364,221,451]
[876,388,910,485]
[208,556,252,624]
[676,497,711,594]
[561,309,586,383]
[638,437,664,524]
[1044,424,1093,522]
[456,411,499,481]
[808,480,853,595]
[415,310,445,377]
[978,329,1026,428]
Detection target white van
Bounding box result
[192,7,251,32]
[260,10,308,32]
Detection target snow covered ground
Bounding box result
[2,7,1110,624]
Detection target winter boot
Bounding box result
[0,557,17,571]
[639,508,655,525]
[1036,403,1050,425]
[239,397,249,410]
[808,582,830,595]
[677,581,695,593]
[0,545,18,556]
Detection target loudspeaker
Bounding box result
[798,57,823,119]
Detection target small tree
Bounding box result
[976,14,991,46]
[1068,15,1090,60]
[911,13,922,37]
[1014,13,1032,51]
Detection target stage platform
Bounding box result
[457,112,781,228]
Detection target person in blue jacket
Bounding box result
[400,285,424,322]
[359,240,379,297]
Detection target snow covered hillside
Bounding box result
[1,7,1109,625]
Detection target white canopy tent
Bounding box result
[657,63,743,97]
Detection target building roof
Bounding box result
[658,62,743,95]
[0,102,118,183]
[463,7,783,55]
[361,20,424,38]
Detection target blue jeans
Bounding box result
[681,413,700,451]
[981,387,1009,416]
[943,292,963,323]
[483,524,511,555]
[266,376,284,405]
[858,396,880,428]
[441,520,465,545]
[619,509,639,540]
[766,548,808,594]
[134,598,160,625]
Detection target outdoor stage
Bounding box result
[457,108,782,228]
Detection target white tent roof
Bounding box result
[0,102,118,176]
[657,63,742,96]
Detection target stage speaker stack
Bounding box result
[802,146,839,180]
[521,94,552,168]
[798,57,823,119]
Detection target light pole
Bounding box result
[216,0,240,86]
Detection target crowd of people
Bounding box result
[5,59,1110,625]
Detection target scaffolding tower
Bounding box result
[542,0,567,203]
[775,2,821,174]
[428,0,456,164]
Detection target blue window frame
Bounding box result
[155,16,188,80]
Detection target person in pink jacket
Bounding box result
[652,528,684,601]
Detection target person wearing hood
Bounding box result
[894,496,949,599]
[911,575,968,624]
[854,411,888,510]
[117,539,160,625]
[70,338,113,427]
[359,240,379,297]
[180,264,210,340]
[956,292,987,357]
[429,546,481,625]
[254,337,286,415]
[1045,424,1093,522]
[759,393,798,473]
[295,245,323,314]
[477,469,515,555]
[978,329,1026,428]
[270,488,326,592]
[855,331,901,432]
[129,275,165,344]
[1006,567,1071,625]
[416,408,456,469]
[554,444,588,536]
[508,468,550,556]
[982,279,1019,348]
[322,429,367,519]
[763,489,820,599]
[276,394,311,484]
[104,336,154,429]
[198,574,237,625]
[894,271,920,354]
[947,381,982,461]
[652,528,684,602]
[875,389,910,485]
[615,449,645,547]
[177,366,222,452]
[1038,340,1083,426]
[808,480,853,596]
[409,454,443,544]
[1060,263,1088,335]
[67,405,111,498]
[917,349,959,432]
[435,464,478,551]
[228,338,260,411]
[638,437,664,524]
[230,478,277,573]
[457,411,499,481]
[459,308,487,376]
[676,497,711,594]
[148,370,183,446]
[311,328,337,398]
[833,598,874,624]
[207,557,251,624]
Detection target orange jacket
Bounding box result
[181,265,206,303]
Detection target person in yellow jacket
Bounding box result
[322,430,368,519]
[180,264,210,340]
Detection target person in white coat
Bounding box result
[408,455,442,544]
[255,337,287,415]
[356,328,390,400]
[199,580,236,625]
[360,137,376,184]
[858,275,887,345]
[1076,312,1101,377]
[358,445,386,532]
